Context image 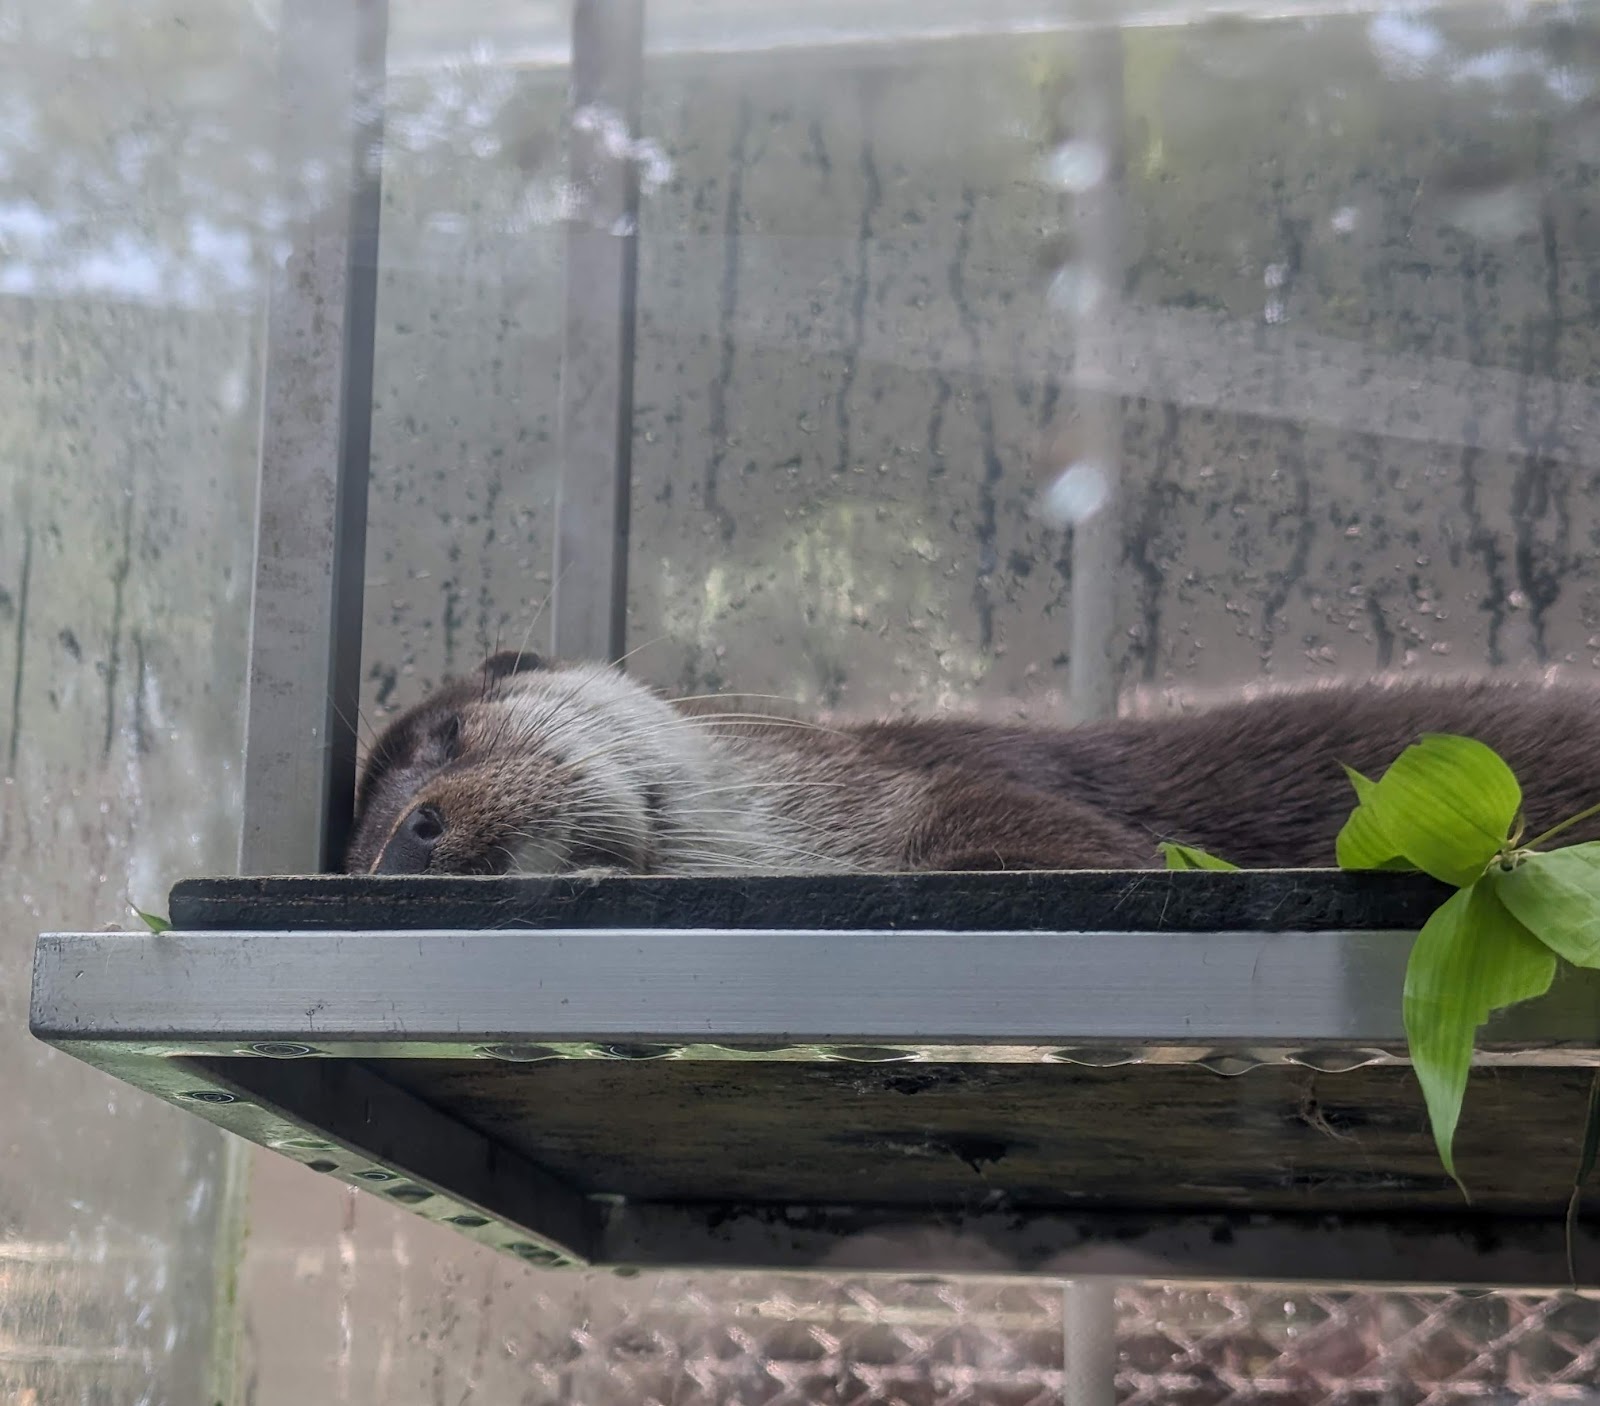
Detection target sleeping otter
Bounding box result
[344,653,1600,876]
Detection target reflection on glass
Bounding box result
[8,0,1600,1398]
[1,1,271,1400]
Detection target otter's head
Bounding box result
[345,652,700,876]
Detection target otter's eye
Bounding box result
[431,714,462,759]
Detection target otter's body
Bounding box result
[345,657,1600,876]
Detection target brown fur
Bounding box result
[346,659,1600,876]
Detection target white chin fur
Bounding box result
[505,836,569,875]
[494,661,806,874]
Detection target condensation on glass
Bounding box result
[0,2,273,1400]
[8,0,1600,1401]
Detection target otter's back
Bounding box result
[852,680,1600,868]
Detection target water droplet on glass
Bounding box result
[1040,140,1109,193]
[1047,263,1105,317]
[1368,12,1443,76]
[1437,183,1542,242]
[1041,461,1111,527]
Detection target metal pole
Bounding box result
[1065,29,1127,725]
[1062,1279,1118,1406]
[1063,30,1129,1402]
[552,0,645,665]
[238,0,388,876]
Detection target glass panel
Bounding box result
[0,1,276,1399]
[360,28,569,695]
[626,0,1600,708]
[236,17,577,1396]
[62,0,1596,1400]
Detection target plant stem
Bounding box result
[1526,798,1600,851]
[1567,1067,1600,1288]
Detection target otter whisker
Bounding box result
[550,711,847,778]
[665,806,861,844]
[612,633,672,669]
[503,564,572,679]
[330,694,379,748]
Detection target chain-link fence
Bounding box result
[490,1276,1600,1406]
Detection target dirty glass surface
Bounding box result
[8,0,1600,1402]
[316,1,1600,1403]
[0,1,272,1400]
[623,1,1600,711]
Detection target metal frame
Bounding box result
[29,926,1600,1054]
[600,1201,1600,1287]
[1059,40,1129,1372]
[553,0,645,664]
[1065,27,1126,726]
[239,0,387,876]
[29,922,1600,1285]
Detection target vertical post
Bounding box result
[552,0,645,665]
[1061,1279,1118,1406]
[239,0,388,876]
[1066,28,1127,724]
[1062,30,1128,1402]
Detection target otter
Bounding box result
[344,653,1600,876]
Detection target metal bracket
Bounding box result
[240,0,387,876]
[553,0,645,664]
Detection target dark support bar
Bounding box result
[198,1055,598,1267]
[600,1201,1600,1291]
[553,0,645,664]
[241,0,388,875]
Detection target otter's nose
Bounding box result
[374,805,445,875]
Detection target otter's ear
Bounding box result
[482,649,545,683]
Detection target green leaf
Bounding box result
[1493,844,1600,969]
[1343,765,1380,806]
[1362,735,1521,887]
[1403,880,1556,1189]
[132,906,172,934]
[1160,842,1240,871]
[1335,766,1416,871]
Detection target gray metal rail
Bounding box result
[239,0,388,877]
[30,922,1600,1286]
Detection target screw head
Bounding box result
[475,1043,561,1062]
[595,1042,678,1061]
[507,1241,564,1265]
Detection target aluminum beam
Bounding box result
[29,926,1600,1056]
[240,0,387,875]
[552,0,645,663]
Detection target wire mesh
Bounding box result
[496,1276,1600,1406]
